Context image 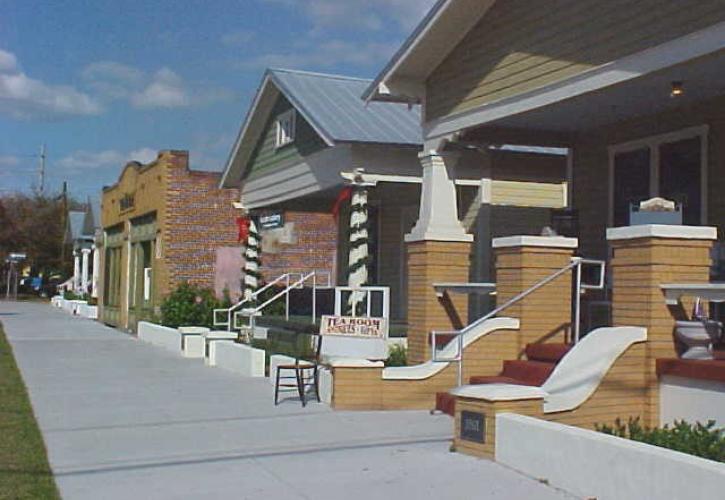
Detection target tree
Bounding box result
[0,192,75,279]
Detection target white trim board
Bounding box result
[607,224,717,241]
[423,22,725,141]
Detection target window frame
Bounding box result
[607,125,709,227]
[275,109,296,149]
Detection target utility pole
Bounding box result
[60,181,68,265]
[38,143,46,194]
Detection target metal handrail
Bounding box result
[233,270,329,335]
[213,272,303,330]
[431,256,606,386]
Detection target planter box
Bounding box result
[212,342,266,377]
[496,413,725,500]
[137,322,182,353]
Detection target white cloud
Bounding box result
[0,155,20,166]
[221,30,256,47]
[58,147,158,172]
[242,39,396,70]
[262,0,436,32]
[81,61,232,110]
[131,67,190,109]
[81,61,144,99]
[0,48,102,120]
[0,49,17,72]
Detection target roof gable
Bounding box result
[220,68,422,187]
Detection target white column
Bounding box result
[405,151,473,243]
[81,248,91,295]
[91,244,100,298]
[73,251,81,292]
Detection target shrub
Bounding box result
[160,282,226,329]
[62,290,81,300]
[385,344,407,367]
[596,417,725,462]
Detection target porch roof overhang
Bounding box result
[426,24,725,146]
[362,0,495,104]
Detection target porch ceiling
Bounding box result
[462,49,725,140]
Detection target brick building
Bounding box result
[99,150,241,331]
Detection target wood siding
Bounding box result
[426,0,725,121]
[246,96,326,180]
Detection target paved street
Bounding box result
[1,301,576,499]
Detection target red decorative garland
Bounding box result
[236,217,251,243]
[331,186,353,220]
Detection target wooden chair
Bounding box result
[274,333,322,407]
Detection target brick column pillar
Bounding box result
[607,224,716,426]
[405,152,473,364]
[493,236,578,356]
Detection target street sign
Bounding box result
[8,252,26,262]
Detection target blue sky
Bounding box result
[0,0,436,200]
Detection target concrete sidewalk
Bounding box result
[1,301,576,499]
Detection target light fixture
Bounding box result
[670,81,684,98]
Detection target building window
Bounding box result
[608,125,708,226]
[275,109,296,148]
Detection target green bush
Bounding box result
[160,282,228,329]
[62,290,85,300]
[596,417,724,462]
[385,344,407,367]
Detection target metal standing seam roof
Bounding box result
[269,68,422,146]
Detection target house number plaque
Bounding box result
[460,411,486,443]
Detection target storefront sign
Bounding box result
[320,315,387,338]
[460,411,486,443]
[258,212,284,230]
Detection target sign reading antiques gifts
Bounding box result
[320,315,388,338]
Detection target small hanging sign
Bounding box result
[258,212,284,230]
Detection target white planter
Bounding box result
[137,322,182,353]
[660,375,725,427]
[496,413,725,500]
[269,354,297,384]
[213,342,266,377]
[182,335,205,358]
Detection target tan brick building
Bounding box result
[99,150,240,331]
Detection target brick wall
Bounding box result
[259,211,338,284]
[164,152,242,297]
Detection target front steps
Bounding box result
[435,343,571,416]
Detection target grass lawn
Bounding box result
[0,322,60,500]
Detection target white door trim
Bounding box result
[607,125,709,227]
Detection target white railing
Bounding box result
[232,271,331,333]
[431,257,606,386]
[213,271,331,331]
[333,286,390,319]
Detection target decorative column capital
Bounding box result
[81,247,92,255]
[406,150,473,243]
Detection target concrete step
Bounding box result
[501,360,556,385]
[525,343,571,363]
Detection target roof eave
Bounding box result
[363,0,495,104]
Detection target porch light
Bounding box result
[670,81,684,98]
